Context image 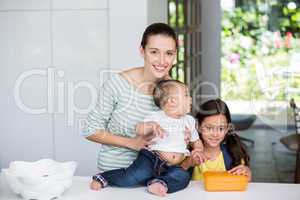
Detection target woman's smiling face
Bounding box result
[199,114,229,148]
[140,34,177,79]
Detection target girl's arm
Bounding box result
[228,164,252,181]
[190,140,209,165]
[180,158,192,171]
[191,139,204,151]
[180,149,204,170]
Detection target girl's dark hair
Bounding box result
[196,98,250,168]
[140,23,178,49]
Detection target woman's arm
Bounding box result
[86,129,154,151]
[83,75,154,151]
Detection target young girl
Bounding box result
[190,98,251,181]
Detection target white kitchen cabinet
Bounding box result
[52,10,108,175]
[0,11,53,168]
[0,0,167,176]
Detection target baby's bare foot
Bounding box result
[147,182,168,197]
[90,180,103,191]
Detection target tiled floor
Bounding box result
[239,124,296,183]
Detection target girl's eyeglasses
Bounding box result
[199,124,234,133]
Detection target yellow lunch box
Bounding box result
[203,171,248,192]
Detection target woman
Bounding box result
[82,23,178,172]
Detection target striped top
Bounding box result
[81,73,159,172]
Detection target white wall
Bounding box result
[109,0,168,70]
[0,0,55,173]
[0,0,167,175]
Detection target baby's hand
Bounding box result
[184,127,191,144]
[191,149,209,165]
[228,164,252,181]
[151,122,167,139]
[90,180,103,191]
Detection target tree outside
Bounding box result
[221,0,300,128]
[221,0,300,103]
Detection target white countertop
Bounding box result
[1,174,300,200]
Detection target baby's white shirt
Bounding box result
[144,111,199,155]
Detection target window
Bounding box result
[168,0,201,89]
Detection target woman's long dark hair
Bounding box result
[140,23,178,49]
[196,98,250,168]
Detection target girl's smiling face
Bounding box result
[198,114,229,148]
[140,34,177,79]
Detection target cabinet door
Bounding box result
[0,11,53,169]
[52,0,107,9]
[52,10,108,175]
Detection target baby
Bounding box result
[90,80,204,196]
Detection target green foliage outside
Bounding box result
[221,2,300,101]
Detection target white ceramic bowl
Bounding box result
[2,159,77,200]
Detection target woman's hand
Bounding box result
[130,121,167,151]
[150,122,166,139]
[128,132,156,151]
[228,164,252,181]
[136,122,166,139]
